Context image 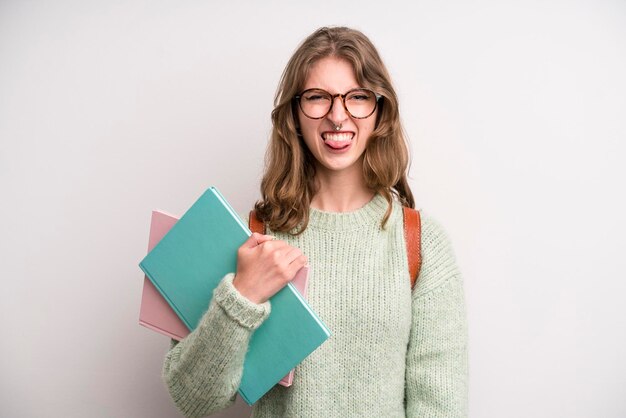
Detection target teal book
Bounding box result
[139,187,331,405]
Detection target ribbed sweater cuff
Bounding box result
[213,273,271,330]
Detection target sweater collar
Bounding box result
[307,193,390,231]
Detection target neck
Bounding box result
[311,166,375,212]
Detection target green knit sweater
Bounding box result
[162,194,468,417]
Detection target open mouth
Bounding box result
[322,132,354,150]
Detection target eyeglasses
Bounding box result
[294,88,382,119]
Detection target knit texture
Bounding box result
[162,194,468,417]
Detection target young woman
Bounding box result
[163,27,468,418]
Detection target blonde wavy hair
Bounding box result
[255,26,414,234]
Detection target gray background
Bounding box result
[1,0,625,417]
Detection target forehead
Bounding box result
[303,57,360,93]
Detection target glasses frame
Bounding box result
[294,88,382,120]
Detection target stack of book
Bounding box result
[138,187,331,405]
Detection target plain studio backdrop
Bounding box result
[1,1,625,417]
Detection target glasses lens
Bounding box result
[300,89,332,118]
[345,89,377,118]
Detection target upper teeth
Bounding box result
[323,133,353,142]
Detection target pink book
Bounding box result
[139,209,310,387]
[139,210,189,340]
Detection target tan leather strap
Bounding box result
[248,210,265,234]
[403,207,422,289]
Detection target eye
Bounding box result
[347,90,373,101]
[303,90,331,102]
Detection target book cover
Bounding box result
[139,187,330,404]
[138,210,311,386]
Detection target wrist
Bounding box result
[214,273,271,330]
[232,275,266,304]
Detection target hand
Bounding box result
[232,233,308,304]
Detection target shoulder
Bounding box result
[419,211,455,258]
[413,210,462,297]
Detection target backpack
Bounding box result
[249,207,422,289]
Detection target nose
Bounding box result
[327,95,349,126]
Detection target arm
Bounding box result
[405,214,469,417]
[162,230,307,418]
[162,273,270,418]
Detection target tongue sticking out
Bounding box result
[325,139,351,150]
[323,133,353,150]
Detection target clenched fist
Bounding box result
[232,233,308,304]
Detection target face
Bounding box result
[297,57,377,177]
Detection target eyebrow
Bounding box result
[302,87,364,93]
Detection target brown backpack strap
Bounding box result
[249,210,265,234]
[403,207,422,290]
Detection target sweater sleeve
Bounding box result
[405,214,469,417]
[162,273,271,418]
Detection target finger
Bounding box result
[255,234,277,245]
[259,238,288,252]
[285,255,308,279]
[241,233,262,249]
[284,246,304,264]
